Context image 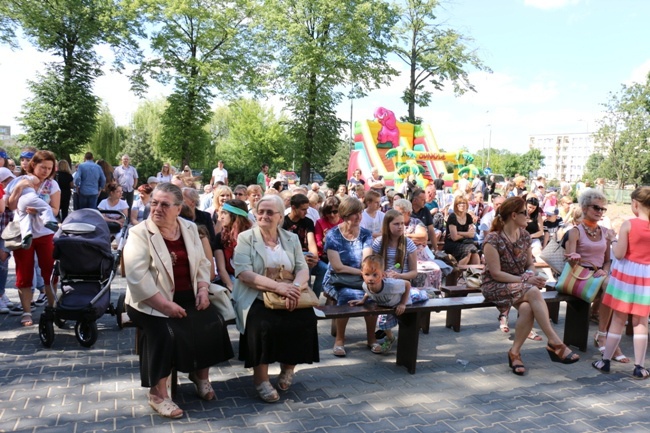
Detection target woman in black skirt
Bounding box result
[232,194,319,403]
[444,195,481,266]
[124,183,233,419]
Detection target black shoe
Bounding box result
[9,305,24,316]
[21,235,32,250]
[33,293,47,307]
[45,221,60,232]
[375,330,386,340]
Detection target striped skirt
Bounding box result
[603,258,650,317]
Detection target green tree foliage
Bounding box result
[323,140,352,188]
[132,98,167,160]
[582,153,606,183]
[89,105,124,164]
[3,0,142,160]
[20,67,99,162]
[210,99,293,185]
[592,77,650,188]
[391,0,490,123]
[134,0,261,167]
[259,0,398,184]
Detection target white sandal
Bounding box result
[21,312,33,326]
[148,395,183,419]
[277,370,295,391]
[255,381,279,403]
[188,372,215,401]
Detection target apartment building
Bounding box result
[528,132,595,182]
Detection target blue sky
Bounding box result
[1,0,649,155]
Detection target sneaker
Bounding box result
[1,294,13,309]
[9,305,24,316]
[0,298,9,314]
[45,221,60,232]
[380,336,396,354]
[34,292,47,307]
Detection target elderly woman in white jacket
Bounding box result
[125,183,233,419]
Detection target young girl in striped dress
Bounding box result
[593,186,650,379]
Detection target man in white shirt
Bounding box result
[457,172,470,194]
[210,160,228,186]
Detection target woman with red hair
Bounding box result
[214,199,252,290]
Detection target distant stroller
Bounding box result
[39,208,128,348]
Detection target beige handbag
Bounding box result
[207,283,236,321]
[263,266,319,309]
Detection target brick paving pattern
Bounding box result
[1,262,649,433]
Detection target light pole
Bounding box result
[487,124,492,169]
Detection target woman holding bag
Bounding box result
[232,194,319,403]
[564,188,629,363]
[481,196,579,376]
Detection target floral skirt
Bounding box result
[481,281,534,314]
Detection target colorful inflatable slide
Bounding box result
[349,115,448,188]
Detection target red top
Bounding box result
[315,217,342,257]
[164,237,193,292]
[626,218,650,264]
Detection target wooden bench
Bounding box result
[318,290,590,374]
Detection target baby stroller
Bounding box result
[38,208,128,348]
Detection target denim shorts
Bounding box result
[335,287,365,306]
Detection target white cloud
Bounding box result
[524,0,581,10]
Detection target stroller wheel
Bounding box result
[116,293,126,329]
[75,320,98,348]
[39,316,55,348]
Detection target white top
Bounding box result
[211,167,228,184]
[114,165,138,192]
[98,199,129,219]
[362,278,409,308]
[264,244,292,269]
[157,173,172,182]
[7,176,60,239]
[360,210,384,236]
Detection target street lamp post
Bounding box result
[487,124,492,169]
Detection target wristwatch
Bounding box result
[293,282,302,288]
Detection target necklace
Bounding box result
[160,225,180,241]
[582,222,599,239]
[502,228,519,245]
[261,232,279,248]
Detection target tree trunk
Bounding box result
[300,73,319,184]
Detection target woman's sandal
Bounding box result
[592,358,610,374]
[21,312,33,327]
[277,370,295,391]
[507,349,526,376]
[546,342,580,364]
[368,342,382,354]
[332,345,346,357]
[527,330,543,341]
[188,372,215,401]
[255,381,279,403]
[148,395,183,419]
[632,364,650,380]
[498,314,509,333]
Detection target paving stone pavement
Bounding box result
[1,261,650,433]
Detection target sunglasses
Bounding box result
[325,209,339,215]
[258,209,279,216]
[590,205,607,213]
[517,210,528,216]
[234,192,246,196]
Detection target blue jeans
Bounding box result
[310,260,328,298]
[78,194,99,209]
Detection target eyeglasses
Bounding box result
[590,205,607,213]
[151,200,177,209]
[234,192,246,196]
[258,209,279,216]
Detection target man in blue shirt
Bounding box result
[74,152,106,209]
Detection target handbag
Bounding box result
[329,272,364,289]
[207,283,236,321]
[1,220,22,251]
[539,232,566,274]
[464,267,483,288]
[263,266,319,309]
[555,261,604,303]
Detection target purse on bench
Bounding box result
[263,265,319,309]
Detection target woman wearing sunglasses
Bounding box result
[565,189,629,363]
[314,196,342,263]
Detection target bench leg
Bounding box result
[396,312,421,374]
[446,309,461,332]
[420,312,431,334]
[324,295,337,337]
[563,299,590,352]
[548,302,559,324]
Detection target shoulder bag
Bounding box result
[1,220,22,251]
[555,261,604,303]
[263,265,319,309]
[539,231,566,274]
[207,283,236,321]
[329,272,364,289]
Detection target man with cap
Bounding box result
[74,152,106,210]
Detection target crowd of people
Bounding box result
[2,152,649,419]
